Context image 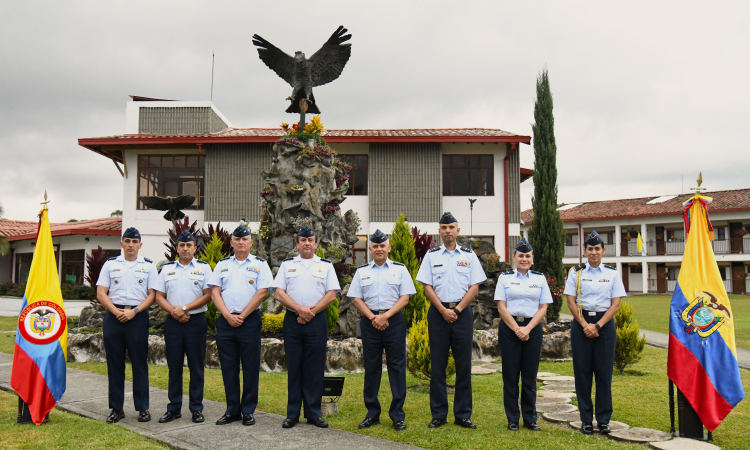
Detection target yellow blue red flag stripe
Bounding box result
[668,193,744,431]
[10,208,67,425]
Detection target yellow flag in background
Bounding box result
[637,232,643,253]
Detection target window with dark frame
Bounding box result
[62,250,85,284]
[345,235,368,265]
[15,253,33,284]
[471,236,495,246]
[338,155,368,196]
[137,155,205,210]
[442,154,494,196]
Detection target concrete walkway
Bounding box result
[0,352,419,450]
[560,313,750,370]
[0,296,91,317]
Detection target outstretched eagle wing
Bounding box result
[308,26,352,87]
[252,34,296,87]
[139,196,171,211]
[172,195,197,210]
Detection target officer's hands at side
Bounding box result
[583,323,599,339]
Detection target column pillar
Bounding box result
[641,222,648,256]
[642,261,649,294]
[615,224,622,257]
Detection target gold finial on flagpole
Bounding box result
[41,190,50,210]
[690,172,706,195]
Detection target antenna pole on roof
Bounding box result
[210,49,215,103]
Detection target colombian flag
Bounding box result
[667,194,744,431]
[10,208,67,425]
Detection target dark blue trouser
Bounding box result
[165,313,207,413]
[571,311,616,424]
[498,318,543,424]
[216,311,261,416]
[428,304,473,420]
[360,311,407,422]
[283,312,327,420]
[103,307,150,411]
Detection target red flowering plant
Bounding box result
[321,201,341,217]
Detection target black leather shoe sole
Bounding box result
[243,415,256,426]
[599,425,611,435]
[215,415,241,425]
[106,411,125,424]
[428,419,448,428]
[393,421,407,431]
[192,412,205,423]
[307,418,329,428]
[358,418,380,429]
[455,419,477,429]
[508,422,519,431]
[158,412,181,423]
[138,412,151,423]
[523,423,541,431]
[282,417,299,428]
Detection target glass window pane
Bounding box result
[186,155,198,167]
[468,169,480,195]
[483,168,494,195]
[199,156,206,168]
[174,156,186,167]
[139,156,148,168]
[161,156,174,168]
[467,156,480,168]
[481,155,493,167]
[149,156,161,167]
[453,169,470,195]
[442,155,451,168]
[354,155,367,168]
[451,155,465,167]
[352,169,367,195]
[442,168,451,195]
[340,155,352,164]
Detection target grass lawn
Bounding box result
[561,294,750,350]
[0,389,168,449]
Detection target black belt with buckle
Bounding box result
[514,316,531,322]
[284,308,299,316]
[369,309,389,315]
[582,309,605,317]
[112,304,134,310]
[441,302,460,309]
[231,312,242,315]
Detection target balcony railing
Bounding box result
[646,278,745,294]
[618,238,750,256]
[564,245,580,258]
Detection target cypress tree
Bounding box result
[528,68,566,322]
[389,214,428,324]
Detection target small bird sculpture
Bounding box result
[139,195,196,221]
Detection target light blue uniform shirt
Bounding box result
[96,255,159,307]
[207,255,273,313]
[494,269,553,318]
[154,258,213,314]
[347,259,417,311]
[272,255,341,307]
[563,263,627,312]
[416,244,487,303]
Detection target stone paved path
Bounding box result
[0,352,419,450]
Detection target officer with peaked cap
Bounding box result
[272,225,341,429]
[96,227,159,424]
[416,212,487,429]
[208,225,273,426]
[494,238,553,432]
[563,230,626,435]
[348,229,416,431]
[154,230,213,424]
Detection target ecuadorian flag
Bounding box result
[667,194,744,431]
[10,208,67,425]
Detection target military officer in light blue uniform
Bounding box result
[154,230,213,424]
[96,227,159,424]
[349,229,416,432]
[564,230,626,435]
[208,225,273,427]
[495,238,552,432]
[273,225,340,429]
[416,212,487,429]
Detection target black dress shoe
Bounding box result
[508,422,519,431]
[282,417,299,428]
[243,413,256,426]
[159,411,181,423]
[106,409,125,424]
[358,417,380,429]
[215,414,241,425]
[598,423,611,434]
[523,422,541,431]
[138,410,151,422]
[393,421,407,431]
[454,418,477,429]
[192,411,205,423]
[307,417,329,428]
[581,422,594,435]
[428,418,448,428]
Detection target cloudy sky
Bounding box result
[1,1,748,223]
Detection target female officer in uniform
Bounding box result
[494,238,552,432]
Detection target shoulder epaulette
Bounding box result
[502,270,514,275]
[255,257,266,262]
[604,264,616,270]
[321,258,332,263]
[429,247,441,253]
[219,257,231,262]
[195,260,207,264]
[358,262,369,268]
[460,246,472,253]
[282,257,293,262]
[530,270,544,276]
[574,263,587,271]
[144,258,153,263]
[392,261,405,266]
[107,257,117,261]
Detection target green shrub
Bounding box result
[389,214,428,324]
[262,311,285,334]
[197,233,230,330]
[614,300,647,374]
[407,304,455,380]
[60,284,96,301]
[326,297,339,333]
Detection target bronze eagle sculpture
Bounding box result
[139,195,196,221]
[252,26,352,114]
